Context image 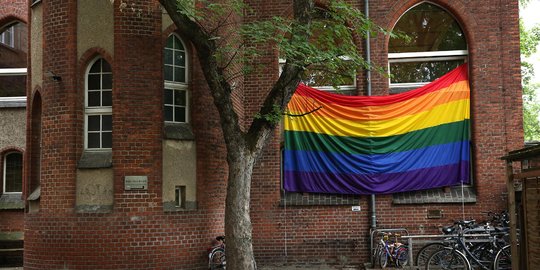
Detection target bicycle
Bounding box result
[376,232,409,268]
[425,221,510,270]
[208,236,226,270]
[417,211,511,268]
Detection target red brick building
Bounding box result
[0,0,27,265]
[2,0,525,269]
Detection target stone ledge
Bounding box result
[0,194,24,210]
[78,150,112,169]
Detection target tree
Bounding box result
[520,1,540,141]
[158,0,389,268]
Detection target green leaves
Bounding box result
[241,0,391,89]
[254,104,283,124]
[520,16,540,141]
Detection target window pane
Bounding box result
[175,51,185,67]
[89,59,102,73]
[87,133,100,148]
[4,153,22,192]
[102,132,112,148]
[164,89,173,105]
[175,107,186,123]
[102,74,112,89]
[174,67,185,83]
[102,60,111,72]
[0,75,27,97]
[102,115,112,131]
[164,105,173,121]
[389,3,466,53]
[173,36,183,50]
[102,91,112,107]
[88,74,101,90]
[87,91,101,107]
[164,49,173,65]
[88,115,101,131]
[164,65,173,81]
[301,66,355,87]
[174,90,186,106]
[166,35,174,48]
[390,60,464,83]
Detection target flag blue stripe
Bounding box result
[283,141,470,175]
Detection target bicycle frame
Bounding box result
[447,233,506,270]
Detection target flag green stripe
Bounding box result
[284,119,470,155]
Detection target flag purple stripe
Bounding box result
[283,161,470,195]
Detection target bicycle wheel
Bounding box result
[416,242,447,267]
[379,248,389,268]
[373,243,384,267]
[209,248,226,270]
[493,245,511,270]
[426,248,469,270]
[395,245,409,267]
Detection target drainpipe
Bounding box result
[364,0,376,232]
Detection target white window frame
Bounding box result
[3,151,23,194]
[388,50,468,90]
[164,34,189,123]
[84,57,112,150]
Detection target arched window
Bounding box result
[85,57,112,149]
[388,2,467,93]
[163,34,188,123]
[3,152,23,193]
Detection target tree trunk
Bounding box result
[225,148,257,270]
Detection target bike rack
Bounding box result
[369,228,409,267]
[401,232,496,267]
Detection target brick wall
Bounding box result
[22,0,523,269]
[24,1,227,269]
[247,0,523,267]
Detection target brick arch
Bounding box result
[0,16,26,30]
[30,85,42,101]
[0,11,27,28]
[380,1,477,57]
[78,47,113,103]
[0,147,24,157]
[78,47,113,74]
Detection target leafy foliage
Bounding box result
[519,13,540,141]
[174,0,396,92]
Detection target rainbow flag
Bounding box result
[283,64,470,195]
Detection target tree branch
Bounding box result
[283,105,322,117]
[245,0,315,153]
[160,0,244,149]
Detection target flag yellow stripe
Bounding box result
[287,81,470,121]
[284,99,470,137]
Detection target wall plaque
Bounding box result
[124,176,148,190]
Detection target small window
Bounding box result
[3,152,23,193]
[388,3,468,93]
[279,58,356,95]
[0,22,28,100]
[164,34,189,123]
[85,57,112,150]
